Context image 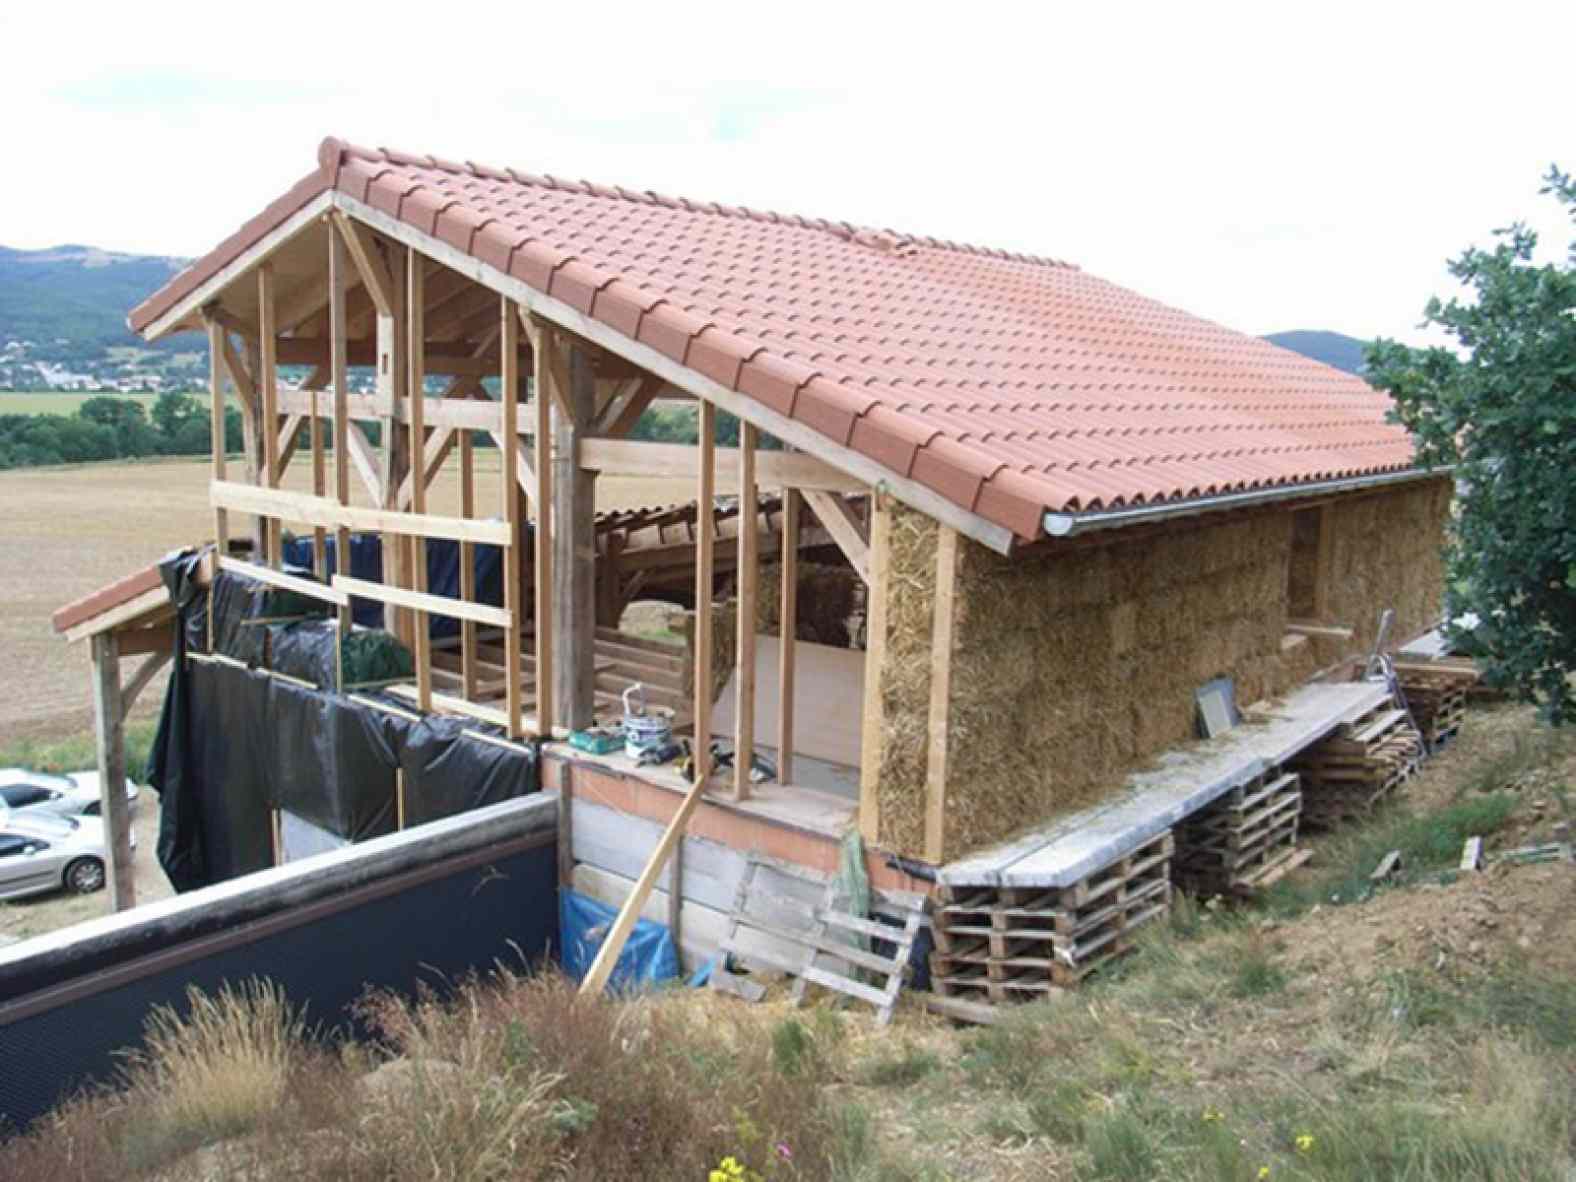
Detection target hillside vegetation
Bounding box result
[2,701,1571,1180]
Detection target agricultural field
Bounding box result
[0,453,690,743]
[0,389,162,415]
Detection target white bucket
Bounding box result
[621,684,673,760]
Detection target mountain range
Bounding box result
[0,243,1371,393]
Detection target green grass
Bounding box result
[0,720,160,782]
[0,390,162,415]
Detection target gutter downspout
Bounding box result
[1041,467,1448,538]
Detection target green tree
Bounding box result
[1366,166,1576,721]
[78,395,156,457]
[151,390,202,444]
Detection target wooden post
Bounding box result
[243,337,267,558]
[328,220,353,665]
[258,264,282,565]
[378,243,410,640]
[923,525,960,863]
[206,317,229,558]
[408,253,431,711]
[693,401,716,787]
[858,493,892,844]
[501,301,524,738]
[459,428,477,700]
[532,320,554,735]
[777,488,800,785]
[554,346,597,731]
[90,631,135,912]
[308,387,327,577]
[733,423,758,800]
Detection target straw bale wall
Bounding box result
[866,478,1451,862]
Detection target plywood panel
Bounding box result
[711,636,864,769]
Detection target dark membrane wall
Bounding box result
[149,549,537,892]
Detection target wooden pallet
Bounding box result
[1174,771,1306,897]
[1398,678,1467,746]
[931,832,1172,999]
[1293,704,1423,827]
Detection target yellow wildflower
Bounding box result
[1296,1133,1315,1154]
[1258,1168,1271,1180]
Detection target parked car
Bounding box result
[0,768,140,821]
[0,813,125,899]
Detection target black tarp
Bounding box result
[149,548,538,892]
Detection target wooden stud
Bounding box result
[694,400,716,788]
[532,317,555,735]
[206,316,229,558]
[459,428,477,700]
[408,252,432,712]
[858,492,892,844]
[554,344,598,731]
[923,525,960,863]
[258,263,282,565]
[309,390,327,577]
[501,300,525,738]
[396,770,406,831]
[778,487,800,785]
[733,422,758,801]
[90,631,135,913]
[328,221,354,653]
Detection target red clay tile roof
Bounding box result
[130,137,1419,540]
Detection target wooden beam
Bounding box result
[308,391,327,577]
[858,493,892,844]
[89,632,135,912]
[205,315,229,556]
[333,193,1019,555]
[593,375,664,437]
[734,423,758,801]
[329,220,353,645]
[258,263,282,564]
[217,330,257,415]
[62,586,170,645]
[802,490,870,583]
[331,209,396,317]
[578,438,866,493]
[395,427,458,511]
[333,575,513,628]
[408,252,432,712]
[117,624,175,658]
[502,300,525,738]
[218,555,350,606]
[694,400,716,787]
[923,526,960,863]
[120,649,173,720]
[272,413,304,483]
[211,480,511,544]
[460,428,477,700]
[532,316,555,736]
[344,421,385,502]
[778,488,800,785]
[555,344,598,731]
[1287,621,1356,641]
[272,335,505,376]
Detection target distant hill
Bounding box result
[1262,330,1369,375]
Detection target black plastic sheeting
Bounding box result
[149,549,538,893]
[282,532,503,638]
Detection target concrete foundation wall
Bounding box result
[867,478,1451,862]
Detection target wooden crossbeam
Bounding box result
[343,421,385,502]
[218,555,350,606]
[211,480,510,545]
[579,439,865,492]
[331,210,396,317]
[217,331,257,414]
[593,375,664,437]
[334,575,512,628]
[803,490,870,583]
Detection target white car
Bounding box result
[0,768,140,821]
[0,813,120,899]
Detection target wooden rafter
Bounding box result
[331,210,396,317]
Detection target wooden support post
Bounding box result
[501,301,524,738]
[408,253,431,712]
[258,264,282,565]
[858,493,892,844]
[206,317,229,557]
[554,345,597,731]
[693,401,716,787]
[244,338,267,557]
[557,768,574,887]
[778,488,800,785]
[329,219,353,658]
[377,242,410,639]
[459,428,477,700]
[733,422,758,800]
[923,526,960,863]
[308,389,326,577]
[90,632,135,912]
[531,319,555,735]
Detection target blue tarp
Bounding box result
[559,888,680,992]
[282,534,505,638]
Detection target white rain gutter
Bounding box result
[1041,467,1447,538]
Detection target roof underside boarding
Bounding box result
[131,137,1420,542]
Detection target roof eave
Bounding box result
[1041,466,1448,538]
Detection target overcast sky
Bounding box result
[2,1,1570,346]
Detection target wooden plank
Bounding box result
[802,489,870,583]
[333,575,512,628]
[386,684,519,729]
[307,390,326,577]
[211,481,510,545]
[924,526,960,863]
[778,488,800,785]
[333,193,1019,555]
[694,400,716,787]
[530,313,553,736]
[119,650,172,719]
[218,556,349,606]
[328,221,353,652]
[499,302,524,737]
[858,493,891,843]
[90,632,135,912]
[63,586,172,645]
[205,316,229,556]
[734,422,758,801]
[258,262,282,564]
[578,773,711,995]
[578,439,865,493]
[217,331,257,414]
[408,253,432,712]
[1287,621,1356,641]
[459,428,477,700]
[342,420,386,504]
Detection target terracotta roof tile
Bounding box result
[128,136,1423,540]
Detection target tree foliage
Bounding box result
[1366,166,1576,720]
[0,395,241,470]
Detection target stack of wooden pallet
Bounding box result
[929,832,1172,1003]
[1173,770,1311,897]
[1291,703,1424,827]
[1394,662,1473,747]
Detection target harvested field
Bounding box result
[0,454,688,743]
